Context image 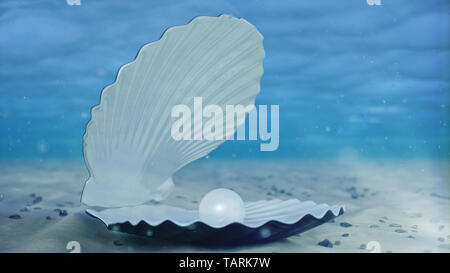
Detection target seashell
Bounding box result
[81,15,265,208]
[87,199,344,245]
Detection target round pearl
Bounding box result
[199,188,245,227]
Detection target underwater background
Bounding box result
[1,0,448,161]
[0,0,449,253]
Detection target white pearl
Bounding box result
[199,188,245,227]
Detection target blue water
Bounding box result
[0,0,448,160]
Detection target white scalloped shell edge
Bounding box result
[87,198,345,229]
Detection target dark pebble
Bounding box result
[318,239,333,248]
[345,186,356,193]
[59,210,68,216]
[334,240,341,246]
[279,189,285,194]
[32,196,43,204]
[286,192,293,196]
[175,195,185,199]
[191,200,198,204]
[20,207,29,212]
[407,235,415,239]
[9,214,21,219]
[389,223,402,228]
[360,244,366,249]
[395,229,407,233]
[342,233,350,237]
[431,193,450,200]
[340,222,352,228]
[46,216,52,220]
[113,240,124,246]
[29,193,36,198]
[351,193,358,199]
[271,185,278,192]
[379,219,386,223]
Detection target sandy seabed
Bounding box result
[0,158,449,253]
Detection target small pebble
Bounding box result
[27,196,43,206]
[334,240,341,246]
[29,193,36,198]
[20,207,29,212]
[342,233,350,237]
[318,239,333,248]
[351,193,358,199]
[33,207,41,210]
[46,216,52,220]
[439,225,445,231]
[345,186,356,192]
[438,237,445,242]
[407,235,415,239]
[286,192,293,196]
[369,225,379,228]
[340,222,352,228]
[379,219,386,223]
[113,240,124,246]
[389,223,402,228]
[32,196,42,204]
[9,214,21,219]
[395,229,407,233]
[381,216,388,220]
[59,210,68,216]
[359,244,366,249]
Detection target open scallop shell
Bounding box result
[81,14,265,208]
[87,199,344,245]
